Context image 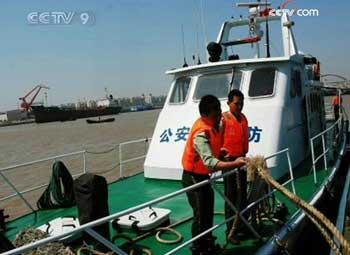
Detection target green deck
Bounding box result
[6,163,332,255]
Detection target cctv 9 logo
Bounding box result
[27,11,95,25]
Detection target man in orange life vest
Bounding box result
[182,95,247,255]
[332,94,341,121]
[221,89,249,244]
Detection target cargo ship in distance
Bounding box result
[31,94,122,123]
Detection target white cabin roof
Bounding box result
[166,56,293,76]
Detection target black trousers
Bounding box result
[334,105,340,136]
[182,171,214,248]
[223,167,247,233]
[334,105,340,121]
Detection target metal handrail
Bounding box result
[2,168,238,255]
[180,149,297,253]
[0,151,87,212]
[265,148,296,194]
[0,150,86,173]
[0,172,89,202]
[310,118,340,142]
[0,137,152,214]
[310,117,342,184]
[3,148,295,255]
[119,137,151,177]
[240,179,293,215]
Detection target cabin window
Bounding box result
[249,67,276,97]
[193,72,242,100]
[169,77,191,103]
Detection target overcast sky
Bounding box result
[0,0,349,111]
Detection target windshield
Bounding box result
[169,77,191,103]
[193,71,242,100]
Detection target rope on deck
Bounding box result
[14,228,75,255]
[248,155,350,255]
[155,227,183,244]
[77,246,115,255]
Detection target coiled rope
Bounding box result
[111,234,152,255]
[129,248,152,255]
[155,227,183,244]
[14,228,75,255]
[77,246,114,255]
[248,156,350,255]
[153,211,224,244]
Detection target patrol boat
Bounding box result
[144,3,325,181]
[1,2,350,255]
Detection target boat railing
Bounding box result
[310,117,342,184]
[2,147,297,255]
[239,148,296,217]
[0,137,152,214]
[118,137,152,177]
[0,150,87,213]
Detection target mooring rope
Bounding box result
[14,228,75,255]
[304,209,341,255]
[248,156,350,255]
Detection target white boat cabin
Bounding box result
[144,9,325,180]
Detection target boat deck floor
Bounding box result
[5,162,332,255]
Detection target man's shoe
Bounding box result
[190,245,201,255]
[207,243,222,253]
[227,234,240,245]
[203,236,222,254]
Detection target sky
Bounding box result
[0,0,349,111]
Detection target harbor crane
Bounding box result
[19,84,50,111]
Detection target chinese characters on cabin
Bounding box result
[160,126,262,143]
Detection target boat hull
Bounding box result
[86,118,115,124]
[31,106,122,123]
[256,121,349,255]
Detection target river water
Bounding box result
[0,109,161,219]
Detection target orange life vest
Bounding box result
[332,95,341,106]
[222,112,249,157]
[182,118,222,175]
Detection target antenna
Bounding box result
[181,24,188,67]
[229,67,236,91]
[192,0,202,65]
[199,0,209,60]
[196,24,202,64]
[264,0,271,57]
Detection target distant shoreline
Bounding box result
[0,119,35,128]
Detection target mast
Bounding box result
[236,2,271,58]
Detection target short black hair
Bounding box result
[228,89,244,102]
[199,95,220,116]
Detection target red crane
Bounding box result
[19,84,50,112]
